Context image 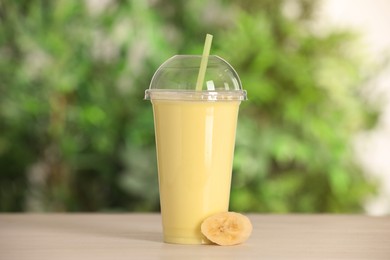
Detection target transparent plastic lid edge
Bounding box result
[144,89,247,101]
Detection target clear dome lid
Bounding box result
[145,55,247,101]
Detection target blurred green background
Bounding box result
[0,0,380,212]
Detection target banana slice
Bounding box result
[201,212,252,246]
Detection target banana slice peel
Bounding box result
[201,212,252,246]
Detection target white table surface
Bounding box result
[0,214,389,259]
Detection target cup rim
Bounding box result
[145,89,247,101]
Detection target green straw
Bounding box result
[195,34,213,91]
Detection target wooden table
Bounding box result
[0,214,389,259]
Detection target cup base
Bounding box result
[163,235,212,245]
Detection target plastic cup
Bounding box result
[145,55,247,244]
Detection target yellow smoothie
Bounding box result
[152,100,240,244]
